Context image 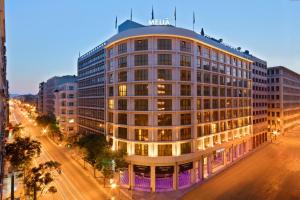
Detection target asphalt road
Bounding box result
[183,125,300,200]
[10,103,110,200]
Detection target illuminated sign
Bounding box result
[148,18,170,26]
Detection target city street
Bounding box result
[8,103,111,200]
[183,126,300,200]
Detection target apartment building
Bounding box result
[79,20,254,191]
[37,75,76,116]
[54,80,78,139]
[245,53,268,148]
[0,0,8,197]
[267,66,300,135]
[77,43,106,135]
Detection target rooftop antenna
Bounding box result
[130,8,133,21]
[115,16,118,30]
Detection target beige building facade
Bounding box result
[104,21,254,191]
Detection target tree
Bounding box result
[10,123,24,138]
[5,137,41,200]
[95,147,127,187]
[36,114,62,140]
[35,115,56,127]
[24,161,61,200]
[77,134,109,166]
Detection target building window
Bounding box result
[181,114,191,125]
[118,56,127,68]
[135,99,148,111]
[180,55,191,67]
[158,114,172,126]
[180,99,191,110]
[157,84,172,96]
[157,54,172,65]
[181,142,191,154]
[118,42,127,54]
[134,39,148,51]
[134,69,148,81]
[157,39,172,50]
[157,129,172,141]
[180,128,191,140]
[134,129,149,141]
[118,99,127,110]
[180,41,191,52]
[118,113,127,125]
[118,85,127,96]
[135,114,148,126]
[157,69,172,80]
[135,144,148,156]
[118,141,127,152]
[118,71,127,82]
[134,54,148,66]
[118,127,127,139]
[181,85,191,96]
[108,99,114,109]
[108,112,113,122]
[180,70,191,81]
[134,84,148,96]
[158,145,172,156]
[108,87,114,96]
[157,99,172,111]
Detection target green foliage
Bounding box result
[36,115,62,139]
[24,161,61,198]
[5,137,41,171]
[77,134,109,164]
[95,147,127,179]
[11,123,24,137]
[35,115,56,127]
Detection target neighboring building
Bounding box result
[0,0,8,197]
[37,75,76,116]
[54,80,78,139]
[245,52,268,148]
[267,66,300,135]
[77,43,106,135]
[79,20,254,192]
[37,82,45,114]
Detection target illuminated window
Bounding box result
[108,99,114,109]
[135,144,148,156]
[158,145,172,156]
[157,129,172,141]
[181,142,191,154]
[157,84,172,96]
[157,99,172,111]
[134,129,148,141]
[118,85,127,96]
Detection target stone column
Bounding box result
[150,165,156,192]
[207,154,213,176]
[173,163,178,190]
[198,159,203,182]
[129,164,135,189]
[191,161,197,184]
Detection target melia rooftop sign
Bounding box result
[148,18,170,26]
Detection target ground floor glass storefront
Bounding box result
[119,140,255,192]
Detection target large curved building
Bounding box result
[78,20,253,192]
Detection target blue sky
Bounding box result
[6,0,300,94]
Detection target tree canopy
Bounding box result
[5,137,41,171]
[24,161,61,200]
[77,134,109,164]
